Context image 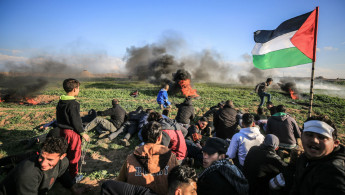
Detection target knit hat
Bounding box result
[303,120,334,139]
[263,134,280,149]
[202,137,229,155]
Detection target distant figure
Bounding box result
[157,84,171,109]
[130,90,139,98]
[255,78,273,107]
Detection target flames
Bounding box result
[289,89,299,100]
[178,79,199,98]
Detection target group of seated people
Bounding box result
[0,97,344,195]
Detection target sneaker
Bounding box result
[120,139,130,147]
[98,131,110,139]
[73,174,84,184]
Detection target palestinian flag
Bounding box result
[252,7,318,69]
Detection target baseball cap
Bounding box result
[303,120,335,139]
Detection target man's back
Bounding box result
[175,100,195,125]
[214,106,238,139]
[56,97,84,134]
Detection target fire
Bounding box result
[289,89,299,100]
[178,79,199,98]
[0,97,4,102]
[26,98,39,105]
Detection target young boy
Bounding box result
[157,84,171,109]
[56,78,90,181]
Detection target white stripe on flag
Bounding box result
[252,31,297,55]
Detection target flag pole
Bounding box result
[308,6,319,118]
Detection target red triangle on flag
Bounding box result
[291,8,318,61]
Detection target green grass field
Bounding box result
[0,77,344,194]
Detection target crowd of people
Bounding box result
[0,78,344,195]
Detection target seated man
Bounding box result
[197,137,249,195]
[243,134,287,195]
[175,97,195,127]
[290,115,345,194]
[117,121,178,195]
[213,100,239,140]
[101,165,197,195]
[84,99,126,137]
[148,112,188,162]
[0,137,79,194]
[226,113,264,169]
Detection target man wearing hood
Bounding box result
[117,121,178,195]
[175,97,195,127]
[243,134,287,195]
[290,116,345,194]
[226,113,265,169]
[266,105,301,154]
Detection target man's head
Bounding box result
[241,113,254,128]
[202,137,229,168]
[276,105,286,113]
[141,121,162,144]
[168,165,198,195]
[112,99,119,106]
[147,111,163,122]
[162,109,170,117]
[266,101,274,110]
[266,78,273,85]
[38,137,68,171]
[263,134,280,150]
[63,78,80,95]
[198,117,208,130]
[302,115,339,160]
[224,100,234,108]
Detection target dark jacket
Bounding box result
[290,144,345,195]
[97,104,127,129]
[213,105,239,140]
[0,154,72,195]
[243,144,287,195]
[197,159,248,195]
[266,113,301,148]
[175,99,195,124]
[56,97,84,134]
[255,82,268,94]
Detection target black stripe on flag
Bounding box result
[254,11,312,43]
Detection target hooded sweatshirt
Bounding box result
[56,95,84,134]
[117,143,178,195]
[290,144,345,194]
[266,113,301,148]
[227,127,265,166]
[175,98,195,124]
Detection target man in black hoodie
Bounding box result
[0,137,78,195]
[175,97,195,127]
[213,100,239,140]
[290,116,345,194]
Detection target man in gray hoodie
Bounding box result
[266,105,301,155]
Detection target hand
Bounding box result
[82,134,90,142]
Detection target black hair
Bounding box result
[304,115,338,140]
[40,137,68,155]
[162,109,170,117]
[147,111,162,122]
[242,113,254,127]
[112,99,119,106]
[276,105,286,113]
[257,107,264,115]
[62,78,80,93]
[266,78,273,82]
[168,165,197,195]
[141,121,162,143]
[145,109,153,113]
[269,106,277,116]
[136,106,144,112]
[199,117,208,122]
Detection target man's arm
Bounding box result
[16,165,42,195]
[69,103,85,134]
[226,135,239,159]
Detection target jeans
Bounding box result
[258,92,271,107]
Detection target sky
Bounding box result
[0,0,344,79]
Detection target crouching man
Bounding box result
[197,137,248,195]
[0,137,79,195]
[290,116,345,194]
